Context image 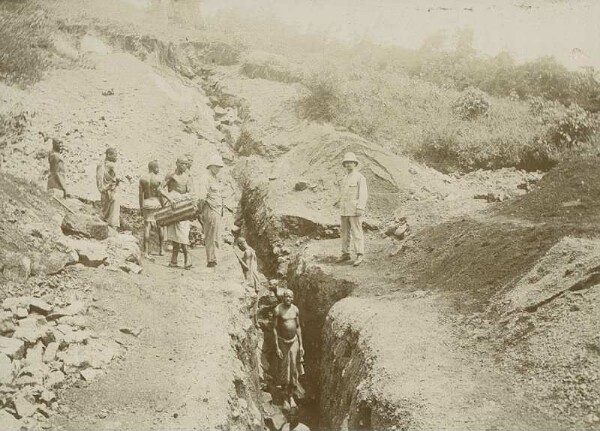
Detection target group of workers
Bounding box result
[47,141,227,268]
[47,140,368,430]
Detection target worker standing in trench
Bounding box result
[338,151,368,267]
[273,289,305,411]
[235,237,260,292]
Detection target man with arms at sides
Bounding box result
[96,147,121,228]
[198,154,224,268]
[139,159,165,259]
[273,289,305,411]
[47,138,68,199]
[338,151,368,267]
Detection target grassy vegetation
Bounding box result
[228,16,600,172]
[0,0,53,86]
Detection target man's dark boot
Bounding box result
[353,254,364,267]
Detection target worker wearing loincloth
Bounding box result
[47,138,69,199]
[96,147,121,228]
[139,159,165,259]
[273,289,305,410]
[161,157,193,269]
[236,237,260,292]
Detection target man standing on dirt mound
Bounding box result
[338,151,368,267]
[198,154,224,268]
[96,147,121,229]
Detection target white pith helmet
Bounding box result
[342,152,359,165]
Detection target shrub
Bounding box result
[297,68,345,122]
[240,51,302,83]
[529,98,598,149]
[453,87,490,120]
[546,104,597,149]
[0,1,52,86]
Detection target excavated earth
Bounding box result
[1,1,600,430]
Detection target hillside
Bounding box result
[1,1,599,430]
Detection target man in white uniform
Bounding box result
[338,152,368,267]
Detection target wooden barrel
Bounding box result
[155,198,197,227]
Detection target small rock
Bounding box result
[1,252,32,282]
[362,218,379,231]
[294,181,309,192]
[25,341,44,367]
[0,336,25,359]
[43,342,59,363]
[45,370,66,388]
[36,405,52,418]
[80,367,100,381]
[393,224,409,239]
[120,327,142,337]
[119,262,143,274]
[15,307,28,319]
[0,410,22,430]
[61,213,109,240]
[0,353,14,384]
[40,389,56,404]
[47,301,86,320]
[14,394,37,418]
[28,298,53,316]
[0,312,16,336]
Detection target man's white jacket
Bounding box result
[339,170,368,216]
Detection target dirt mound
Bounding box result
[500,156,600,224]
[502,237,600,313]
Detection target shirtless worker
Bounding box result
[338,152,368,267]
[162,157,193,269]
[96,147,121,228]
[273,289,305,411]
[139,160,165,259]
[198,154,224,268]
[236,237,260,291]
[47,138,68,199]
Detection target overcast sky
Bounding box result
[199,0,600,70]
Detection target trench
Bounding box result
[52,23,374,429]
[237,174,377,430]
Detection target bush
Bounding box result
[546,104,597,149]
[529,97,598,149]
[297,68,345,122]
[0,1,52,86]
[453,87,490,120]
[240,51,302,83]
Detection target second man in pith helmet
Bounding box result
[338,151,368,267]
[198,154,224,268]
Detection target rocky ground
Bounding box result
[1,0,599,430]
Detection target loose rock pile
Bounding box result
[382,217,410,257]
[0,295,121,428]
